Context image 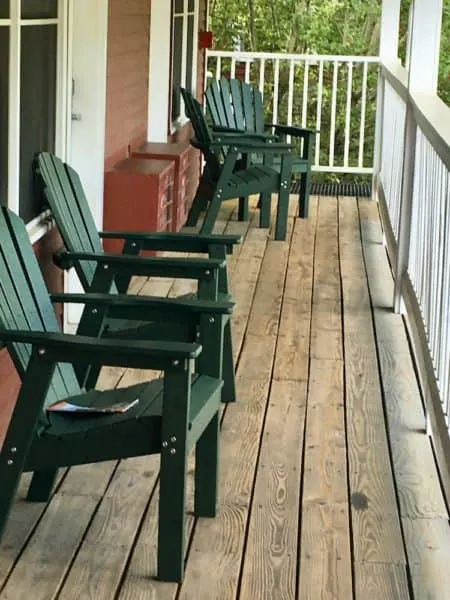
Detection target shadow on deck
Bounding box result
[1,195,449,599]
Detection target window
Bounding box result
[171,0,198,125]
[1,0,62,223]
[0,27,8,206]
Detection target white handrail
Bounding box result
[207,50,380,62]
[375,58,450,501]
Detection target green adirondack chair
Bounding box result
[34,152,238,402]
[0,205,233,582]
[180,87,293,241]
[205,77,316,218]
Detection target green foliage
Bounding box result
[210,0,381,55]
[439,0,450,105]
[209,0,450,183]
[209,0,382,182]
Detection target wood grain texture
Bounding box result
[58,456,160,599]
[403,517,450,600]
[298,503,352,600]
[240,380,307,600]
[247,236,292,337]
[358,198,380,222]
[0,474,60,588]
[274,214,316,381]
[178,379,271,600]
[4,195,450,599]
[340,198,405,565]
[390,433,448,518]
[229,222,268,360]
[310,198,342,360]
[354,562,410,600]
[303,360,347,505]
[117,460,196,600]
[236,333,277,381]
[0,493,98,600]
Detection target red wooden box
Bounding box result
[133,141,193,232]
[103,157,174,253]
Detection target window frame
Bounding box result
[2,0,69,232]
[170,0,199,131]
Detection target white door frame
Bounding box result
[147,0,171,142]
[65,0,108,330]
[68,0,108,228]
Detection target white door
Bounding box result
[65,0,108,330]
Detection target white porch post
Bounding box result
[373,0,401,195]
[379,0,401,61]
[147,0,171,142]
[393,0,443,312]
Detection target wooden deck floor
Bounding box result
[1,196,450,599]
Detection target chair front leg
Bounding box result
[259,192,272,228]
[157,367,190,582]
[27,469,59,502]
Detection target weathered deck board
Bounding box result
[239,380,306,600]
[360,200,450,600]
[339,198,406,594]
[298,195,351,600]
[178,215,293,599]
[2,195,450,600]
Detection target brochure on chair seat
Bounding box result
[46,398,140,414]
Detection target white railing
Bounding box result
[380,82,407,239]
[206,50,380,175]
[375,62,450,499]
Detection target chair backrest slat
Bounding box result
[207,80,228,128]
[217,78,236,129]
[205,78,266,135]
[0,208,81,414]
[36,152,117,294]
[228,78,245,130]
[180,88,223,180]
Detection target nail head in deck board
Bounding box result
[0,494,98,600]
[240,380,306,600]
[298,502,353,600]
[303,360,347,505]
[179,377,271,600]
[247,241,291,337]
[354,562,411,600]
[402,517,450,600]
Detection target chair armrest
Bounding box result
[98,231,242,254]
[213,129,277,142]
[268,124,319,138]
[209,139,293,154]
[56,251,225,280]
[212,125,246,134]
[50,292,235,315]
[0,330,201,369]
